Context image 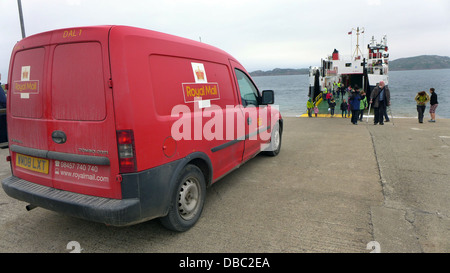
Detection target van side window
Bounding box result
[234,69,259,107]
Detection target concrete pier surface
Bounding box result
[0,116,449,253]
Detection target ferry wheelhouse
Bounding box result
[309,27,389,102]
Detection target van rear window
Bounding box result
[52,42,106,121]
[11,47,45,118]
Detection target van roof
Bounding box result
[12,25,242,69]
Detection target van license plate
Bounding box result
[16,153,49,174]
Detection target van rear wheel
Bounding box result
[160,164,206,232]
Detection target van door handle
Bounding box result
[52,131,67,144]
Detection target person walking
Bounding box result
[349,87,362,125]
[329,98,336,117]
[307,98,314,117]
[415,91,430,123]
[428,88,438,122]
[340,83,345,100]
[359,91,368,121]
[326,91,332,105]
[314,104,319,117]
[370,81,390,125]
[322,87,328,101]
[340,99,348,118]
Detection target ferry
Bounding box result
[308,27,389,105]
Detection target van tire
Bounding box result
[160,164,206,232]
[264,122,281,156]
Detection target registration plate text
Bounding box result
[16,153,49,174]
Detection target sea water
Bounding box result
[252,69,450,118]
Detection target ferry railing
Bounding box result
[314,93,323,105]
[367,64,389,75]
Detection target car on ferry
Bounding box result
[1,25,282,231]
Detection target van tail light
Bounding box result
[116,130,137,173]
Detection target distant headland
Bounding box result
[250,55,450,77]
[250,68,309,77]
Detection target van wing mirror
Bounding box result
[261,90,274,105]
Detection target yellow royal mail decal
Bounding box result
[182,83,220,103]
[14,80,39,94]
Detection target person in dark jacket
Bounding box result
[329,98,336,117]
[428,88,438,122]
[370,81,390,125]
[0,83,7,143]
[0,84,6,108]
[340,99,348,118]
[349,87,362,125]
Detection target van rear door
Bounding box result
[9,27,121,199]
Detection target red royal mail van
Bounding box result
[2,26,282,231]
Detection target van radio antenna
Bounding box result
[17,0,26,38]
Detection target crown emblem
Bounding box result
[195,67,205,81]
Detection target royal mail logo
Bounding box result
[195,68,205,81]
[14,80,39,94]
[183,62,220,107]
[191,62,207,83]
[182,83,220,103]
[21,66,30,81]
[14,66,39,98]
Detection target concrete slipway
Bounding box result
[0,117,449,253]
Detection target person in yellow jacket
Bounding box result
[414,91,430,123]
[307,98,314,117]
[322,87,328,101]
[359,92,368,121]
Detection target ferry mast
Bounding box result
[350,27,364,58]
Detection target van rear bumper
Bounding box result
[2,152,212,226]
[2,176,141,226]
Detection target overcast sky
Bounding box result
[1,0,449,81]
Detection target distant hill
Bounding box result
[250,68,309,77]
[389,55,450,71]
[250,55,450,76]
